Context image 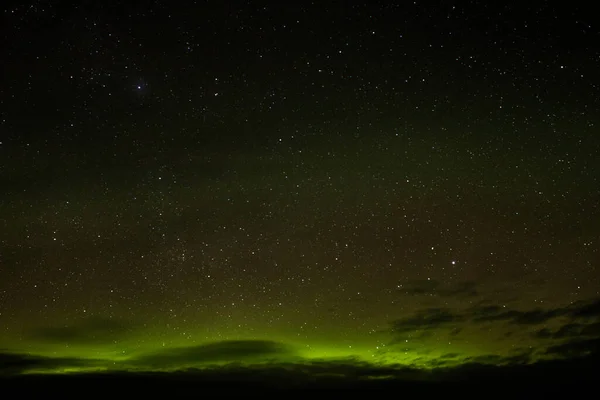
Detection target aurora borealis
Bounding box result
[1,0,599,387]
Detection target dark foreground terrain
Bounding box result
[1,355,598,396]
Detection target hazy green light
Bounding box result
[2,326,530,376]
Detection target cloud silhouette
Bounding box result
[536,323,583,339]
[462,352,531,366]
[569,298,600,318]
[471,307,565,325]
[390,308,464,335]
[398,279,441,295]
[536,322,600,339]
[387,296,600,364]
[398,280,478,298]
[26,317,135,345]
[440,353,460,359]
[131,340,296,368]
[545,338,600,358]
[0,352,104,375]
[441,281,479,298]
[470,296,600,326]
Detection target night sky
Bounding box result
[1,0,600,380]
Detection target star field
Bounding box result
[1,1,599,375]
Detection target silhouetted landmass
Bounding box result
[1,352,597,395]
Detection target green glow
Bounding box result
[0,322,548,376]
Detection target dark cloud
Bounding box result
[568,298,600,319]
[470,296,600,327]
[387,297,600,365]
[535,323,583,339]
[545,338,600,358]
[463,355,505,365]
[27,316,134,345]
[557,323,587,337]
[398,279,441,295]
[440,353,460,359]
[390,308,464,334]
[462,352,531,366]
[470,305,503,317]
[398,280,478,298]
[466,297,600,326]
[535,328,553,339]
[471,308,565,325]
[440,281,479,298]
[527,297,600,346]
[581,322,600,336]
[390,297,600,335]
[535,322,600,340]
[272,359,425,381]
[0,352,102,375]
[449,327,462,336]
[131,340,295,368]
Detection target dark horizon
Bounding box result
[2,352,599,394]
